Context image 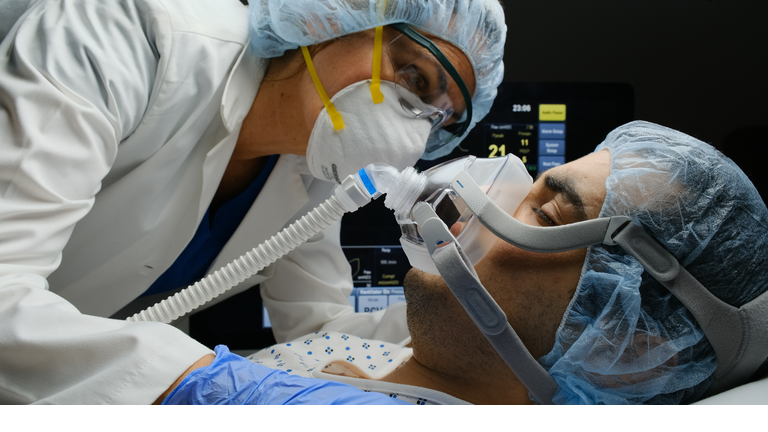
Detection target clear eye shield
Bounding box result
[362,154,768,405]
[386,23,473,136]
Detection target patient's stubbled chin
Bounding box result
[402,267,496,364]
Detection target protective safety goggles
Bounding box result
[386,23,473,135]
[302,24,473,138]
[388,154,768,405]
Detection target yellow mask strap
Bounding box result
[301,46,345,131]
[369,26,385,104]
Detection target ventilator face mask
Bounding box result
[303,25,473,183]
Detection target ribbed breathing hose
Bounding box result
[127,181,369,323]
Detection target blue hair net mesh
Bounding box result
[247,0,506,160]
[540,121,768,404]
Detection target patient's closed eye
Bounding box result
[531,206,556,226]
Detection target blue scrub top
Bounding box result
[141,155,280,297]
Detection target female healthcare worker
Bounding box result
[0,0,506,404]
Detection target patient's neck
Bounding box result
[381,355,535,405]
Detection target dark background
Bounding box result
[498,0,767,200]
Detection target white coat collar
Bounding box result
[220,40,267,133]
[198,44,267,219]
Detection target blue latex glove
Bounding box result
[163,345,411,405]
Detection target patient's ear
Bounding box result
[592,333,680,390]
[633,333,677,361]
[619,334,679,384]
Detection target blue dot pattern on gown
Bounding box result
[246,331,438,403]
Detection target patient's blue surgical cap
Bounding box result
[540,121,768,404]
[247,0,506,160]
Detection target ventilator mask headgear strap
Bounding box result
[412,163,768,403]
[412,202,560,404]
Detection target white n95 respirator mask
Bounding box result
[306,80,432,183]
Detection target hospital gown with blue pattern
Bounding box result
[247,331,469,405]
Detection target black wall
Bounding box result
[499,0,767,199]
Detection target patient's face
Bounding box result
[404,150,611,373]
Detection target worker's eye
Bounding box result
[531,206,557,226]
[398,64,432,95]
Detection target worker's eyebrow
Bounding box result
[535,172,589,222]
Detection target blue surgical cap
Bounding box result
[247,0,506,160]
[540,121,768,404]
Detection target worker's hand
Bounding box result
[161,345,410,405]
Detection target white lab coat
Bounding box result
[0,0,407,404]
